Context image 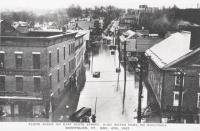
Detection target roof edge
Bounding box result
[163,47,200,68]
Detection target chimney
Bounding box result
[190,26,200,50]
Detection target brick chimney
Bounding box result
[179,25,200,50]
[190,26,200,50]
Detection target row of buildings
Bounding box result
[0,20,89,118]
[117,10,200,122]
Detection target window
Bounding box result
[69,59,75,73]
[175,75,181,86]
[72,43,75,52]
[69,43,75,55]
[69,44,71,55]
[34,76,40,92]
[49,75,52,89]
[49,52,52,68]
[32,53,40,69]
[173,91,179,106]
[173,91,184,106]
[175,74,184,86]
[57,49,59,64]
[15,53,23,69]
[0,76,5,91]
[64,64,66,77]
[57,69,60,82]
[63,47,66,60]
[197,93,200,108]
[16,76,23,91]
[0,52,5,69]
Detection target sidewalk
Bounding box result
[51,89,80,122]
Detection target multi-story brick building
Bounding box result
[0,20,86,118]
[145,27,200,123]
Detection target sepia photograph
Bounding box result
[0,0,200,130]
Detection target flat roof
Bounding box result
[0,31,76,39]
[0,31,77,47]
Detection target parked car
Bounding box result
[111,50,115,55]
[69,107,91,122]
[116,68,121,73]
[93,72,100,78]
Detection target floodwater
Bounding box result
[77,43,147,123]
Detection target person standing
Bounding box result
[91,114,96,123]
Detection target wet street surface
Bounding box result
[77,43,147,123]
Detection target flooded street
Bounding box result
[0,42,148,123]
[77,43,147,123]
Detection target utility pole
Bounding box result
[116,29,121,91]
[92,97,97,123]
[91,50,93,74]
[137,58,143,123]
[113,31,115,46]
[94,97,97,115]
[177,69,184,123]
[122,41,127,114]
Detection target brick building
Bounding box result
[0,20,86,118]
[145,28,200,123]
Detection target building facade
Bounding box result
[145,29,200,123]
[0,26,82,118]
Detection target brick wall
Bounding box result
[47,38,76,97]
[147,60,163,107]
[0,34,77,100]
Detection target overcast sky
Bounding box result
[0,0,199,10]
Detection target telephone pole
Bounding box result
[137,58,144,123]
[122,41,127,114]
[177,69,184,123]
[116,29,121,91]
[91,50,93,74]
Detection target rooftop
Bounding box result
[0,31,77,47]
[146,31,192,68]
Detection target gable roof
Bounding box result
[145,31,192,68]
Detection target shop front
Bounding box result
[0,96,44,118]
